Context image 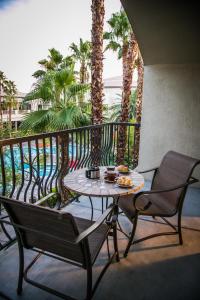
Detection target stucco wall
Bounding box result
[138,64,200,184]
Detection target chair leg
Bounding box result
[124,214,138,258]
[106,237,111,260]
[113,223,120,262]
[178,211,183,245]
[86,265,92,300]
[17,240,24,295]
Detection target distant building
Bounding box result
[0,91,44,129]
[103,75,137,106]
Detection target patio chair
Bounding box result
[0,197,119,300]
[118,151,200,257]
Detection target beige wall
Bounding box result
[139,64,200,184]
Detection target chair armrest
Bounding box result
[75,205,115,244]
[134,177,198,211]
[34,193,56,206]
[136,167,158,174]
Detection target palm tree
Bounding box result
[0,71,6,127]
[104,10,138,164]
[32,48,74,80]
[3,80,17,135]
[109,90,136,122]
[91,0,105,125]
[20,67,90,133]
[70,38,92,84]
[133,52,144,167]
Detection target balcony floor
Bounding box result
[0,183,200,300]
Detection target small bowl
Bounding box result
[107,166,116,171]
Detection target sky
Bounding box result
[0,0,122,93]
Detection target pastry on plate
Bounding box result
[117,176,133,186]
[117,165,129,173]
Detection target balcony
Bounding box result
[2,110,31,122]
[0,123,199,300]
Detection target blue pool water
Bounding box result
[2,143,76,177]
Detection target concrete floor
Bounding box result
[0,183,200,300]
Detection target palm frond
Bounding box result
[32,70,46,79]
[20,110,53,133]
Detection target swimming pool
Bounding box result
[2,143,77,177]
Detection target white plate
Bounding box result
[118,170,131,174]
[104,177,117,183]
[116,183,134,188]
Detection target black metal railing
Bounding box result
[0,122,139,249]
[0,122,138,202]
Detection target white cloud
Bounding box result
[0,0,122,92]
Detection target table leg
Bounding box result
[88,196,94,221]
[101,197,104,213]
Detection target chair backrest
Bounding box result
[152,151,200,209]
[0,197,86,265]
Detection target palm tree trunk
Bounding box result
[133,53,144,167]
[91,0,105,125]
[91,0,105,166]
[117,32,138,164]
[79,62,86,106]
[122,43,129,95]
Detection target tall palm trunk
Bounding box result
[79,62,86,106]
[122,43,129,95]
[91,0,104,125]
[8,99,12,137]
[133,53,144,167]
[80,62,86,84]
[91,0,105,166]
[117,32,138,164]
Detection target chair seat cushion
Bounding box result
[118,193,177,220]
[75,217,109,264]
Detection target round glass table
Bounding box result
[64,167,144,198]
[64,167,144,221]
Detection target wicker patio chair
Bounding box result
[118,151,200,257]
[0,197,119,300]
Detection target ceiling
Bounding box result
[121,0,200,65]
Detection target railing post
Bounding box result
[58,132,70,206]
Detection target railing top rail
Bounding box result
[0,122,140,146]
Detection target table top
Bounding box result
[64,167,144,197]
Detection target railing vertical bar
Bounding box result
[9,144,16,198]
[74,131,78,170]
[30,139,40,202]
[108,123,113,165]
[0,146,6,196]
[127,125,130,167]
[50,136,59,192]
[85,128,91,167]
[44,136,54,193]
[40,137,47,196]
[104,124,108,165]
[70,132,74,171]
[102,124,107,165]
[16,142,25,200]
[105,124,111,165]
[81,129,87,167]
[24,140,33,202]
[77,130,83,169]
